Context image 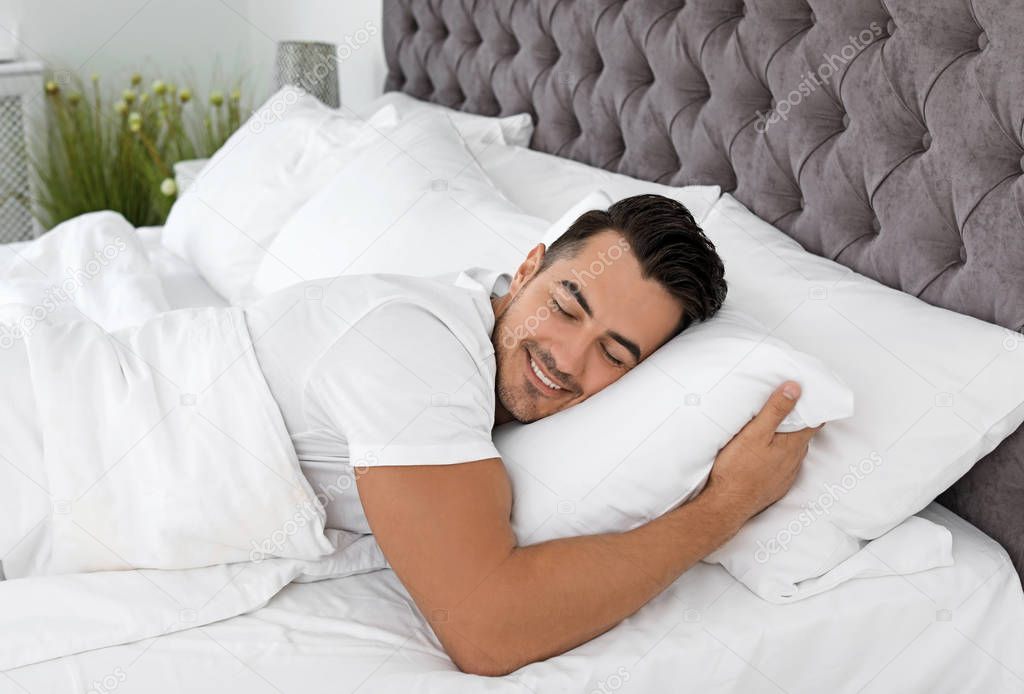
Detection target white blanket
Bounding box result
[0,211,169,334]
[0,213,387,670]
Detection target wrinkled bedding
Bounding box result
[0,213,387,670]
[3,505,1022,693]
[0,214,1021,690]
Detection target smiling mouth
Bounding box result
[525,347,566,394]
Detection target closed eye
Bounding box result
[602,344,625,368]
[551,296,573,319]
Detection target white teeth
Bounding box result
[530,356,562,390]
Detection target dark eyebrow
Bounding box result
[560,280,642,364]
[608,331,642,364]
[560,280,591,317]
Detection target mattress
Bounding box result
[2,504,1019,693]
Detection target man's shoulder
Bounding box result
[248,269,502,365]
[305,274,499,411]
[310,271,499,362]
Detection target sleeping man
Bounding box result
[245,193,823,676]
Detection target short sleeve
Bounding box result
[303,299,500,468]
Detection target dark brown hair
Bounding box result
[542,193,727,333]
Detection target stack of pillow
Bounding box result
[160,87,1024,602]
[163,87,400,303]
[163,86,723,304]
[249,105,547,296]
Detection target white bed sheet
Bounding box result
[3,504,1021,693]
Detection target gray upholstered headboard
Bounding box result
[381,0,1024,578]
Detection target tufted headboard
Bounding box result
[381,0,1024,578]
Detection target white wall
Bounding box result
[242,0,386,110]
[0,0,386,111]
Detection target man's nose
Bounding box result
[546,335,588,387]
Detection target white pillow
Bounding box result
[493,303,855,545]
[699,194,1024,600]
[362,91,534,149]
[252,109,549,295]
[539,190,614,247]
[162,86,398,303]
[474,143,721,224]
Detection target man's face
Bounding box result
[493,230,684,423]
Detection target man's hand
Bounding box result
[355,380,823,676]
[702,380,823,521]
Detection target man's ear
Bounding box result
[508,243,547,296]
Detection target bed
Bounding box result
[2,155,1022,694]
[3,0,1024,690]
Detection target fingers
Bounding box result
[791,422,824,445]
[775,424,823,453]
[748,381,802,440]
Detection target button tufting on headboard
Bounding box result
[383,0,1024,334]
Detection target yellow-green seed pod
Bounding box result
[160,178,177,197]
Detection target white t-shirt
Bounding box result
[245,268,510,534]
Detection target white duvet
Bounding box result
[0,212,387,670]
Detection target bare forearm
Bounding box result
[439,489,749,675]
